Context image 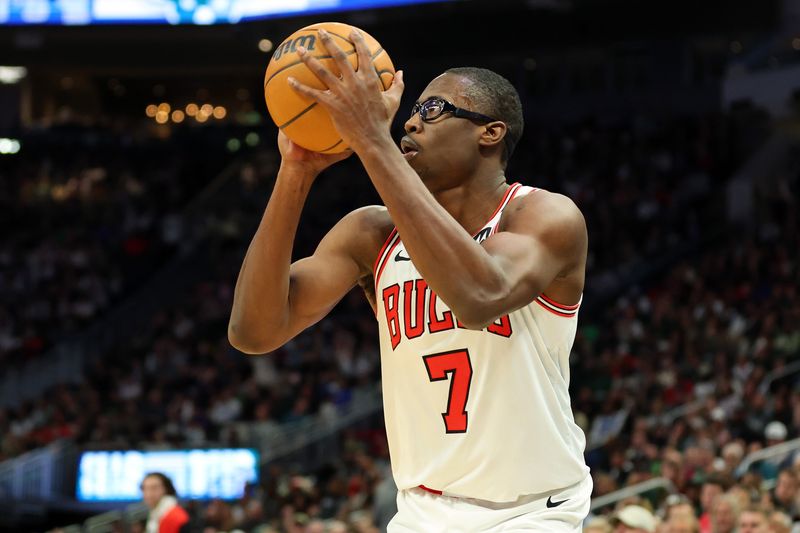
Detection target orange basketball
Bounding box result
[264,22,395,154]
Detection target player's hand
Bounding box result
[277,130,353,177]
[287,28,405,154]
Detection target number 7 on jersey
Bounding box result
[422,349,473,433]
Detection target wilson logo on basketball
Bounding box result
[382,278,512,350]
[272,34,317,61]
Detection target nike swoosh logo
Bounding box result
[394,252,411,262]
[546,496,568,508]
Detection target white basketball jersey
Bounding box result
[374,183,590,503]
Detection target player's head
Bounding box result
[141,472,178,509]
[402,67,523,186]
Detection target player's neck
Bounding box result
[431,170,509,235]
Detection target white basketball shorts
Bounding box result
[387,474,592,532]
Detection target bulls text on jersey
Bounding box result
[381,277,512,350]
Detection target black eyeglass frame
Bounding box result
[411,97,499,124]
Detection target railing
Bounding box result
[735,437,800,479]
[0,439,75,501]
[758,361,800,395]
[233,384,384,465]
[645,357,800,432]
[82,503,148,533]
[56,503,147,533]
[589,477,677,512]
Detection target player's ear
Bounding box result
[478,121,507,150]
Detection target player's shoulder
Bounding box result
[339,205,393,242]
[503,188,585,233]
[337,205,394,269]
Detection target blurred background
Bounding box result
[0,0,798,532]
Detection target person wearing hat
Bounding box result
[583,516,612,533]
[760,421,791,480]
[610,504,657,533]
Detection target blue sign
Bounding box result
[76,448,260,501]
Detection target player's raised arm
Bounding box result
[288,29,586,328]
[228,132,365,355]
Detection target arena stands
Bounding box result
[0,127,230,368]
[4,105,795,532]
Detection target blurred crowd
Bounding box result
[0,126,228,368]
[6,106,797,533]
[0,145,382,461]
[511,108,766,281]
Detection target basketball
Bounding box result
[263,22,395,153]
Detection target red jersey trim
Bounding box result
[374,231,401,293]
[488,183,526,237]
[535,294,581,317]
[418,484,443,495]
[539,293,580,310]
[373,227,398,276]
[476,182,520,238]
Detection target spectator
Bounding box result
[768,511,792,533]
[611,505,657,533]
[585,516,613,533]
[711,494,740,533]
[772,470,800,520]
[141,472,189,533]
[699,474,732,533]
[663,514,699,533]
[737,506,771,533]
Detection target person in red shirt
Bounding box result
[141,472,190,533]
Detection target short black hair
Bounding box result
[444,67,524,166]
[142,472,178,497]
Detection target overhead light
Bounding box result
[258,39,273,53]
[245,132,260,146]
[186,103,199,116]
[227,138,241,152]
[158,102,171,113]
[193,5,216,25]
[0,138,21,154]
[212,106,226,119]
[171,110,185,123]
[145,104,158,117]
[0,66,27,84]
[155,111,169,124]
[200,103,213,116]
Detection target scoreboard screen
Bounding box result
[76,448,259,501]
[0,0,450,25]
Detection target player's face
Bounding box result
[402,73,489,186]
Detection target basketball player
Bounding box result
[229,28,591,531]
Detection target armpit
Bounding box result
[358,274,377,315]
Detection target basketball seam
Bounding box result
[277,102,317,129]
[319,139,344,153]
[264,45,385,90]
[319,30,353,45]
[264,50,357,89]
